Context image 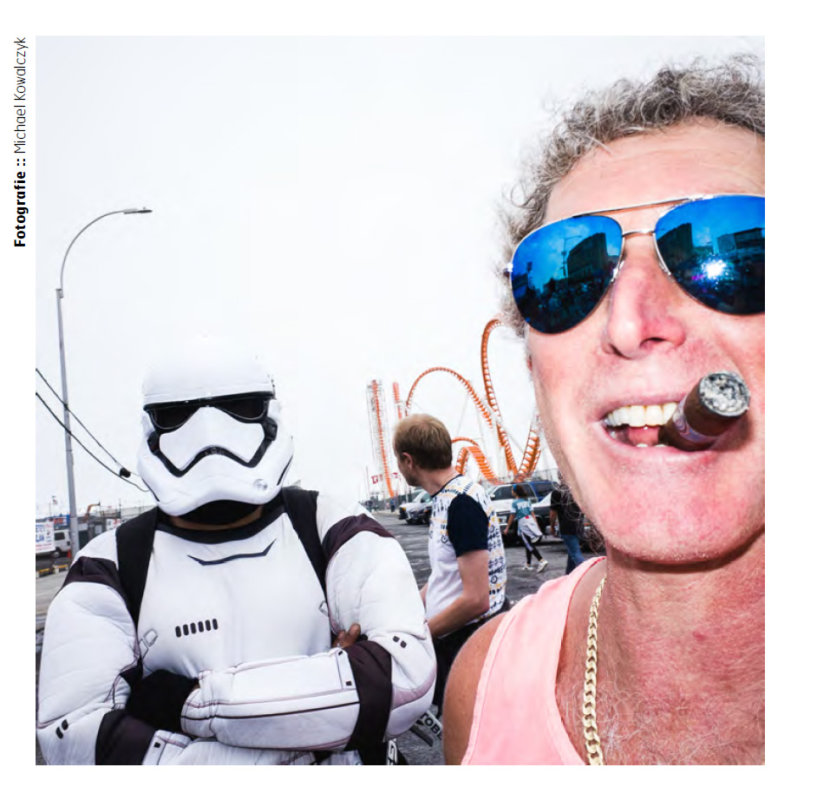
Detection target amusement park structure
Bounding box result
[365,317,546,498]
[366,380,396,499]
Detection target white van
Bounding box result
[53,529,71,556]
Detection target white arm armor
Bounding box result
[182,649,359,748]
[326,528,437,738]
[37,575,136,765]
[182,500,436,750]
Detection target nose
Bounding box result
[600,234,688,359]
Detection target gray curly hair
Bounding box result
[498,53,765,335]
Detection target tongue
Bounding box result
[623,426,662,447]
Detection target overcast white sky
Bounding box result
[31,35,765,516]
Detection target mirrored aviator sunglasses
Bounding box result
[146,393,272,432]
[507,194,765,334]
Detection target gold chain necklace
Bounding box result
[582,575,606,765]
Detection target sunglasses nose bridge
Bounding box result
[616,227,673,280]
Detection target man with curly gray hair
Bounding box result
[444,55,765,765]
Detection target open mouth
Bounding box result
[602,402,678,448]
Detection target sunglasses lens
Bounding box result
[147,394,270,431]
[655,195,764,314]
[148,404,196,431]
[214,395,270,421]
[511,216,621,333]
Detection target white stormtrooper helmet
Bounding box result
[136,335,294,517]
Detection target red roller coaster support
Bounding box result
[370,380,395,499]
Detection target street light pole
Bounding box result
[56,207,152,558]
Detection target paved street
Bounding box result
[35,510,592,765]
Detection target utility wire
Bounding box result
[36,391,149,492]
[35,367,134,475]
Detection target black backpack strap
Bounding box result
[280,486,326,593]
[115,508,159,627]
[280,487,336,764]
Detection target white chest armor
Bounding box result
[140,517,331,678]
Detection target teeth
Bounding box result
[644,404,664,426]
[603,402,678,428]
[627,405,645,427]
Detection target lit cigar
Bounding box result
[658,371,750,451]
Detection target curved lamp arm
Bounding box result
[58,207,152,295]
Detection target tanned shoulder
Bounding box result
[442,613,506,764]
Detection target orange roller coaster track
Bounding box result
[452,437,499,483]
[377,317,546,488]
[517,413,543,476]
[405,366,494,428]
[480,318,518,475]
[392,382,404,421]
[482,317,544,476]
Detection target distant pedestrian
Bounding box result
[505,484,547,572]
[548,483,586,574]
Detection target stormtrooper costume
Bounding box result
[37,339,436,765]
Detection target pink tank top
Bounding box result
[462,557,604,764]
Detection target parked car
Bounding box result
[488,480,554,546]
[398,489,431,521]
[406,496,433,525]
